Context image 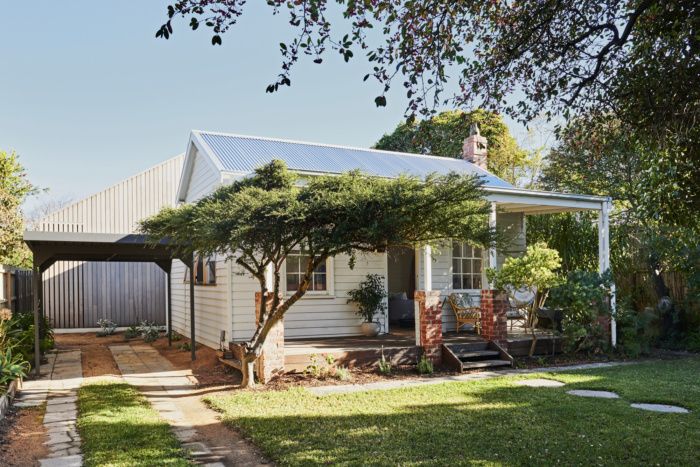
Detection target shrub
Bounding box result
[138,320,159,343]
[347,274,387,323]
[616,305,659,357]
[378,347,392,375]
[549,270,613,354]
[124,325,140,340]
[178,342,191,351]
[1,312,54,364]
[96,318,117,337]
[334,367,351,381]
[416,355,434,374]
[0,347,29,389]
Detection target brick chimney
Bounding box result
[462,123,488,170]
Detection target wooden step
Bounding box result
[455,350,500,361]
[445,342,489,353]
[461,359,512,370]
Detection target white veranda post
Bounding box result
[598,198,617,347]
[414,244,433,346]
[488,202,498,275]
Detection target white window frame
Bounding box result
[282,251,335,298]
[450,241,485,292]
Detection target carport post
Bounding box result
[32,262,41,377]
[189,254,196,361]
[167,270,172,347]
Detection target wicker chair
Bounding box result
[447,293,481,334]
[505,286,536,331]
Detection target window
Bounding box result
[452,241,482,290]
[285,249,329,293]
[183,254,217,285]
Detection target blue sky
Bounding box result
[1,2,535,213]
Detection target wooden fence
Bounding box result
[0,265,34,314]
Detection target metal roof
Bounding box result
[194,131,514,188]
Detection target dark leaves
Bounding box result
[212,35,222,46]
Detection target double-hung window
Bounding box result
[452,241,482,290]
[285,249,330,294]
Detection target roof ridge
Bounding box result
[193,129,488,167]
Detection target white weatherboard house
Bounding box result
[168,129,613,353]
[28,128,613,374]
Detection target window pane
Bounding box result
[473,259,482,274]
[473,247,482,258]
[462,259,471,274]
[463,275,472,290]
[314,262,326,274]
[286,273,299,292]
[452,258,461,274]
[301,255,310,273]
[314,273,327,291]
[452,275,462,290]
[473,275,482,289]
[286,255,299,274]
[452,241,461,258]
[207,259,216,285]
[195,256,204,284]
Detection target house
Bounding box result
[27,127,613,375]
[168,128,613,366]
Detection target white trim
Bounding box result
[598,198,617,347]
[488,202,498,273]
[282,255,335,298]
[423,245,432,291]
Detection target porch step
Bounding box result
[454,350,500,361]
[460,359,512,370]
[446,342,489,353]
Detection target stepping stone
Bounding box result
[515,378,565,388]
[630,403,689,413]
[567,389,620,399]
[39,454,82,466]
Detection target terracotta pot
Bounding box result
[361,322,380,337]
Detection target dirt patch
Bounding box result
[0,404,48,466]
[148,335,241,387]
[55,332,122,377]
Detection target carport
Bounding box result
[24,231,198,375]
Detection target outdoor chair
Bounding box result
[447,293,481,334]
[505,286,537,331]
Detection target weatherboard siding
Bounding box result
[169,257,232,349]
[230,252,389,341]
[35,155,184,328]
[184,150,221,202]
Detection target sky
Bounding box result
[1,2,540,213]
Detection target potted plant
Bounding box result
[348,274,387,337]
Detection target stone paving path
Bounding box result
[16,350,84,467]
[308,360,634,396]
[109,344,229,466]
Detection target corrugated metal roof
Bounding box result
[195,131,514,188]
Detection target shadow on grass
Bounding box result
[78,382,191,467]
[206,358,700,466]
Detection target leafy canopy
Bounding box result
[0,150,37,268]
[487,242,563,293]
[374,110,528,185]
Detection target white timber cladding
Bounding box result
[181,148,222,202]
[230,252,388,341]
[35,155,185,328]
[169,256,232,349]
[416,212,526,333]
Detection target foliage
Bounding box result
[77,381,191,467]
[333,366,350,381]
[0,346,30,389]
[1,312,54,366]
[141,160,492,387]
[96,318,117,337]
[526,213,598,274]
[304,353,345,380]
[377,347,392,375]
[616,306,659,358]
[347,274,387,323]
[0,150,37,268]
[138,320,160,343]
[374,110,528,185]
[124,325,140,340]
[178,342,191,352]
[416,355,433,375]
[549,271,613,354]
[205,358,700,466]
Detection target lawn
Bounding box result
[205,357,700,466]
[77,381,192,467]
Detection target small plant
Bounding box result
[96,318,117,337]
[138,320,159,343]
[324,353,336,366]
[178,342,191,351]
[0,347,30,388]
[416,355,434,375]
[378,346,392,375]
[347,274,387,323]
[124,325,140,340]
[304,353,323,378]
[170,331,183,342]
[334,366,351,381]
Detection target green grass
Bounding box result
[205,358,700,466]
[77,381,192,466]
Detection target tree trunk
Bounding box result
[240,355,257,389]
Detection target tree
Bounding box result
[141,160,493,387]
[0,151,37,268]
[374,110,529,185]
